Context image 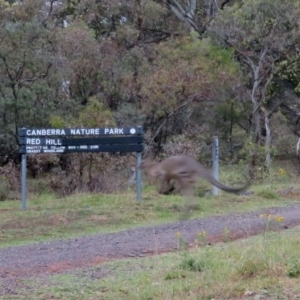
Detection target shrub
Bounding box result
[236,258,269,278]
[287,258,300,278]
[179,254,205,272]
[257,189,278,199]
[0,161,20,200]
[0,176,9,201]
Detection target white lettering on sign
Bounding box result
[26,146,41,150]
[104,128,124,134]
[43,149,64,153]
[26,129,66,136]
[26,138,41,145]
[70,128,100,135]
[45,139,62,146]
[25,128,132,136]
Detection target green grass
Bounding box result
[3,226,300,300]
[0,179,299,247]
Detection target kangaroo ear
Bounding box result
[143,151,154,161]
[139,153,155,169]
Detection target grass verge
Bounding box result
[0,179,299,247]
[2,226,300,300]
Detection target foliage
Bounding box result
[0,0,83,161]
[0,160,19,199]
[287,257,300,278]
[236,258,269,279]
[257,189,278,200]
[210,0,300,169]
[1,0,300,191]
[0,176,9,201]
[179,253,205,272]
[76,97,115,127]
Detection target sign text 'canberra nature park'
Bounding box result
[20,127,138,137]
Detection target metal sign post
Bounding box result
[18,126,144,210]
[136,152,142,202]
[21,153,27,210]
[212,136,219,196]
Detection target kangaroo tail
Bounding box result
[206,173,250,194]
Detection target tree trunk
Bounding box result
[263,110,271,168]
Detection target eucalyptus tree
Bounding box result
[0,0,68,161]
[210,0,300,169]
[164,0,238,36]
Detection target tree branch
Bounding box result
[151,99,193,141]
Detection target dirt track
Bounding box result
[1,203,300,295]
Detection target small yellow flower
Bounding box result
[198,231,206,237]
[275,216,284,223]
[260,213,284,223]
[175,231,181,238]
[223,227,230,234]
[277,168,287,176]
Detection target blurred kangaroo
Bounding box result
[140,155,250,219]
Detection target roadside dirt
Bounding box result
[1,202,300,296]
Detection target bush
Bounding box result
[179,253,205,272]
[257,189,278,199]
[49,153,136,197]
[0,176,9,201]
[236,258,269,278]
[0,161,20,200]
[287,258,300,278]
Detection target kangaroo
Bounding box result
[140,155,250,196]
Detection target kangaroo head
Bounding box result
[140,156,156,169]
[140,157,165,178]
